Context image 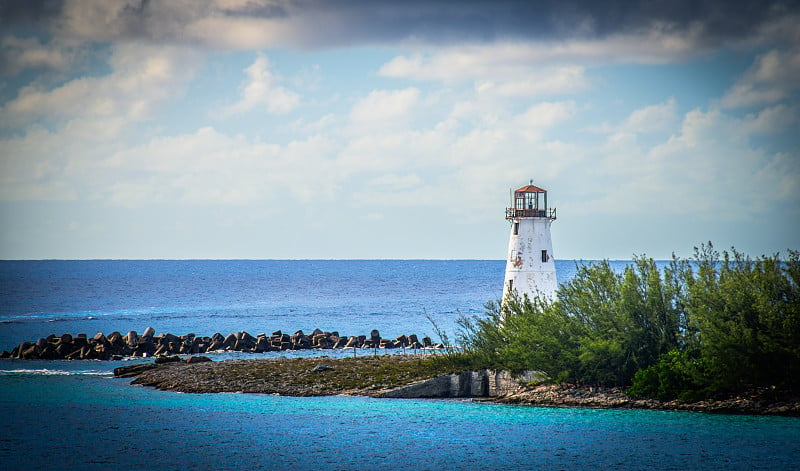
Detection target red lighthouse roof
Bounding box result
[515,184,547,193]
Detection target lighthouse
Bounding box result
[503,181,558,302]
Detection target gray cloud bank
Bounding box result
[2,0,798,48]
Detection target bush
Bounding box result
[458,244,799,399]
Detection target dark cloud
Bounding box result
[0,0,62,24]
[298,0,800,44]
[1,0,797,48]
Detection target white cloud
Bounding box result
[476,67,590,97]
[349,88,421,126]
[367,173,422,190]
[378,32,707,83]
[722,49,800,108]
[585,106,800,219]
[513,101,577,130]
[741,104,799,135]
[0,42,202,126]
[619,98,678,134]
[224,52,300,115]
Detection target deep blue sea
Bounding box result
[1,260,799,470]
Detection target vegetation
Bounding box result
[129,355,470,395]
[456,243,800,401]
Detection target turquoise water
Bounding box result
[2,365,799,470]
[1,260,798,470]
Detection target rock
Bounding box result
[135,340,156,356]
[422,337,432,348]
[311,328,324,337]
[155,355,181,364]
[186,356,211,364]
[142,326,156,339]
[370,329,381,344]
[65,348,83,360]
[271,330,282,338]
[344,336,359,348]
[254,336,271,353]
[125,331,138,347]
[60,333,73,345]
[114,363,157,378]
[107,331,124,347]
[223,333,237,349]
[21,344,39,359]
[311,364,332,373]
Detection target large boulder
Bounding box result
[370,329,381,345]
[254,336,271,353]
[21,344,39,359]
[107,331,124,348]
[125,331,138,347]
[223,333,237,349]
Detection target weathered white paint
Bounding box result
[503,210,557,302]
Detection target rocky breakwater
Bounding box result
[0,328,439,360]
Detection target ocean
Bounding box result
[1,260,799,470]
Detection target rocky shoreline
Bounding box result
[1,328,440,360]
[112,355,800,417]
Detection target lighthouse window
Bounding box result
[541,250,548,263]
[513,222,519,235]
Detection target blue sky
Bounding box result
[1,0,798,260]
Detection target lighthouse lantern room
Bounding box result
[503,181,558,302]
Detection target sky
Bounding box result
[0,0,798,260]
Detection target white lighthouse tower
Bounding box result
[503,181,558,302]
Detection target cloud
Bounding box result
[722,49,800,108]
[0,42,202,127]
[5,0,797,51]
[349,88,421,127]
[619,98,678,134]
[0,35,84,75]
[741,104,799,135]
[378,30,713,83]
[593,106,800,218]
[223,52,300,115]
[475,67,589,97]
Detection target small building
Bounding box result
[503,181,558,302]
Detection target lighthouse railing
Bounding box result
[505,207,557,220]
